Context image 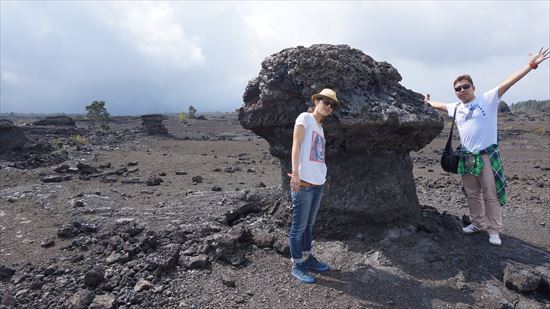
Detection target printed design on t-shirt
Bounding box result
[459,103,486,122]
[309,131,325,163]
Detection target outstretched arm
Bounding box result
[424,94,449,112]
[498,48,549,98]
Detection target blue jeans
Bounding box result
[289,185,324,263]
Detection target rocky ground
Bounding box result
[0,112,549,309]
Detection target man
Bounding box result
[424,48,549,246]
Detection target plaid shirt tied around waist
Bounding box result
[457,144,506,206]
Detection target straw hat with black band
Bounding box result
[311,88,341,110]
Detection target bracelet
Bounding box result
[529,62,538,70]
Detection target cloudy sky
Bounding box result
[1,1,549,115]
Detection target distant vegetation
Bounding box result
[188,105,197,119]
[178,105,206,123]
[510,99,550,113]
[85,100,111,130]
[179,111,188,123]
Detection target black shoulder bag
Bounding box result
[440,105,461,173]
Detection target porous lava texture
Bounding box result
[239,44,443,222]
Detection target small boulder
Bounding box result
[67,289,94,309]
[179,254,210,270]
[146,176,163,186]
[0,265,15,281]
[89,293,115,309]
[222,275,236,288]
[84,268,105,288]
[133,278,154,292]
[503,262,542,293]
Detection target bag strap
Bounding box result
[446,104,458,147]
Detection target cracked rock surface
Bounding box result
[239,44,443,222]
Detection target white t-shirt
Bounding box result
[295,112,327,185]
[447,87,500,153]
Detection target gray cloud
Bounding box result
[1,1,549,115]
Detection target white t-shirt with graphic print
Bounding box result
[295,112,327,185]
[447,87,500,153]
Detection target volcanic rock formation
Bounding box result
[499,101,512,113]
[141,114,168,135]
[239,44,443,222]
[33,115,76,126]
[0,119,29,153]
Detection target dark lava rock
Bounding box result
[106,252,130,265]
[179,254,210,270]
[67,289,95,309]
[503,262,542,293]
[114,221,145,237]
[239,44,442,222]
[72,199,85,208]
[146,176,163,186]
[535,266,550,293]
[0,291,15,307]
[57,225,81,238]
[0,119,29,153]
[221,275,236,288]
[192,175,203,184]
[141,114,168,135]
[133,278,154,292]
[56,221,97,239]
[89,293,115,309]
[41,175,66,183]
[205,226,252,266]
[54,164,71,173]
[98,162,112,169]
[144,244,180,271]
[253,232,276,248]
[84,268,105,288]
[33,115,76,126]
[40,238,56,248]
[0,265,15,281]
[498,101,511,113]
[77,162,99,175]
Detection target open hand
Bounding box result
[529,47,550,65]
[423,94,431,105]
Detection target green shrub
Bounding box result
[179,111,188,123]
[85,101,111,130]
[188,105,197,119]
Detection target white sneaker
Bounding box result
[489,234,501,246]
[462,224,481,234]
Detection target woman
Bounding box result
[288,88,340,283]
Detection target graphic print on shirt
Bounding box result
[309,131,325,163]
[459,103,486,122]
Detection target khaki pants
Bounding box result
[461,154,502,235]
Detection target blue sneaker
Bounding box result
[304,255,330,272]
[291,263,315,283]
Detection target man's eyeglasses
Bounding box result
[320,98,337,109]
[454,84,471,92]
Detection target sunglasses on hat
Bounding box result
[454,84,471,92]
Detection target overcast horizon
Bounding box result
[1,1,549,116]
